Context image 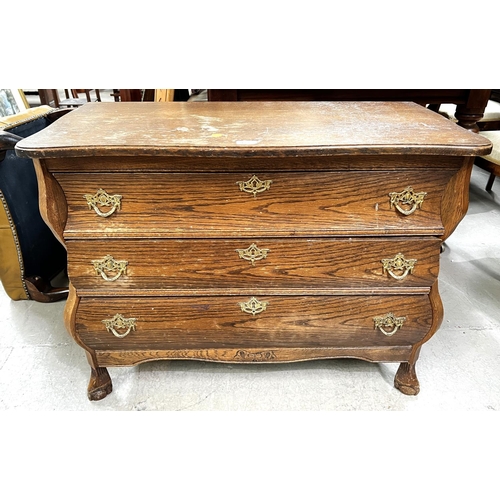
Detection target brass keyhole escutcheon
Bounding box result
[238,297,269,315]
[236,243,270,265]
[236,175,272,197]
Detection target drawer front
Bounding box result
[67,237,441,292]
[55,170,455,237]
[75,294,433,350]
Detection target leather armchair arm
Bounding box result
[0,130,22,150]
[0,130,22,160]
[1,108,72,159]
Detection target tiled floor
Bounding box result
[1,161,499,410]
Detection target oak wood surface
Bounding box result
[67,237,440,292]
[56,169,455,238]
[75,294,432,350]
[95,346,413,366]
[440,157,474,240]
[43,154,465,173]
[206,89,492,132]
[32,159,68,247]
[15,102,492,159]
[17,101,483,398]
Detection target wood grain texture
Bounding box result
[206,89,492,131]
[56,169,455,238]
[394,283,444,395]
[75,294,433,350]
[15,102,492,158]
[441,157,474,241]
[32,159,67,247]
[67,237,441,293]
[17,101,480,398]
[43,154,464,173]
[95,346,413,366]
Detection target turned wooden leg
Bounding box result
[394,362,420,396]
[88,366,112,401]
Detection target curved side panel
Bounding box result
[64,282,84,346]
[410,282,443,366]
[441,157,474,241]
[32,158,68,248]
[64,282,112,400]
[394,282,444,395]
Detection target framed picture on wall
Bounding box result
[0,89,28,117]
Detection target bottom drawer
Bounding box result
[75,294,433,350]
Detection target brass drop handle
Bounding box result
[236,175,272,197]
[84,188,122,218]
[236,243,270,265]
[238,297,269,315]
[373,312,406,336]
[381,253,417,281]
[92,255,128,281]
[102,314,137,338]
[389,186,427,216]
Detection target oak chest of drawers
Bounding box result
[16,101,492,400]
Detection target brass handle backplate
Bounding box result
[236,243,270,265]
[239,297,269,315]
[92,255,128,281]
[373,312,406,336]
[102,313,137,338]
[237,175,272,197]
[84,188,122,218]
[389,186,427,215]
[381,253,417,281]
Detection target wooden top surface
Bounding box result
[15,101,492,158]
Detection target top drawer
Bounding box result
[55,169,457,238]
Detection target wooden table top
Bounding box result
[16,101,492,158]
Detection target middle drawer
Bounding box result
[67,237,441,293]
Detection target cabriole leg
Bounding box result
[88,366,112,401]
[394,362,420,396]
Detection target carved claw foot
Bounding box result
[88,367,112,401]
[394,362,420,396]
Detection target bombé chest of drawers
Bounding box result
[16,101,491,401]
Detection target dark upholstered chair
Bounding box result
[0,106,69,301]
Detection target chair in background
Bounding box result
[110,90,154,101]
[439,98,500,132]
[39,89,101,108]
[476,131,500,191]
[433,93,500,191]
[0,106,69,302]
[111,90,185,101]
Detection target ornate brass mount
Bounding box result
[238,297,269,315]
[373,312,406,336]
[102,313,137,338]
[236,243,270,265]
[389,186,427,215]
[381,253,417,281]
[84,188,122,218]
[237,175,272,197]
[92,255,128,281]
